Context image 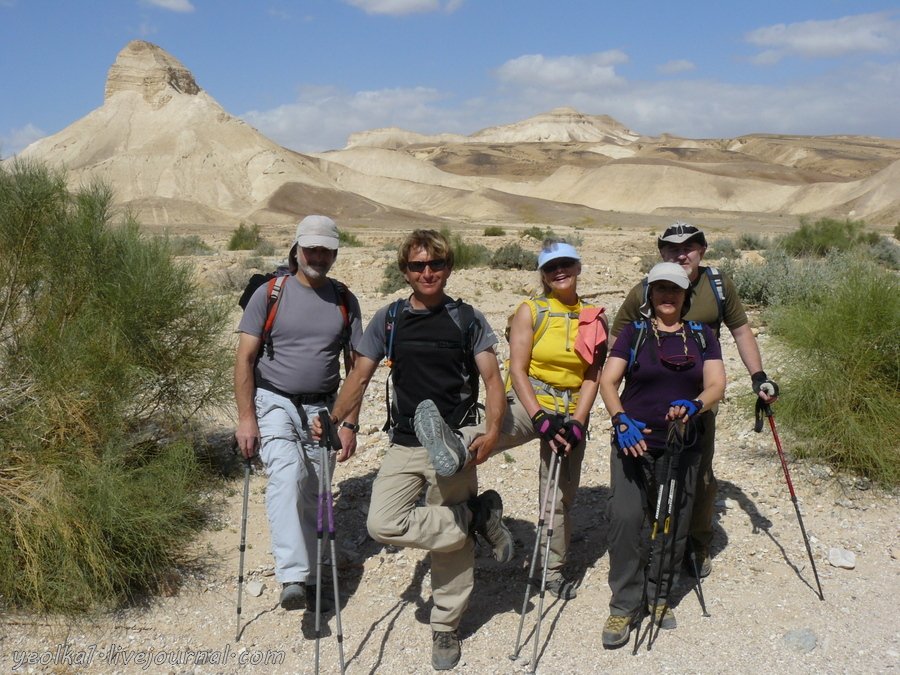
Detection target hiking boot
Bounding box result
[532,576,578,600]
[432,630,461,671]
[469,490,514,563]
[415,399,468,477]
[652,604,677,630]
[686,541,712,578]
[602,613,636,649]
[305,584,333,614]
[279,582,306,611]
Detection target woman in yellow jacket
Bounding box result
[507,240,607,599]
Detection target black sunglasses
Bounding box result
[406,258,447,273]
[541,258,577,274]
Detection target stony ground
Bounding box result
[2,223,898,674]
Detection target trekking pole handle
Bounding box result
[318,410,342,451]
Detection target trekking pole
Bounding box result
[235,453,252,642]
[687,539,711,618]
[509,450,561,662]
[755,400,825,601]
[528,450,563,674]
[316,411,347,674]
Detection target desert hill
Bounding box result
[8,40,900,229]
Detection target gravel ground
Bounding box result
[2,228,898,674]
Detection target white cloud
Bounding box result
[241,85,469,151]
[657,59,696,76]
[746,12,900,65]
[140,0,195,12]
[494,51,628,91]
[1,123,46,157]
[338,0,463,16]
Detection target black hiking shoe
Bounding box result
[532,576,577,600]
[279,582,306,611]
[415,399,468,477]
[686,541,712,578]
[432,630,461,670]
[469,490,514,563]
[305,584,333,614]
[602,613,637,649]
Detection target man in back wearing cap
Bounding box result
[234,215,363,613]
[609,222,778,578]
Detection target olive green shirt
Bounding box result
[610,266,748,340]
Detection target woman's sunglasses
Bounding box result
[541,258,578,274]
[406,258,447,273]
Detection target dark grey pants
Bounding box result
[606,441,700,617]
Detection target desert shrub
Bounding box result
[489,243,538,270]
[166,234,214,256]
[862,235,900,270]
[380,263,407,294]
[243,256,264,269]
[339,230,364,247]
[440,228,490,269]
[894,222,900,240]
[564,233,584,248]
[707,237,739,259]
[776,217,863,257]
[522,226,554,240]
[228,222,262,250]
[254,239,276,257]
[765,255,900,484]
[483,225,506,237]
[735,232,772,250]
[0,161,231,611]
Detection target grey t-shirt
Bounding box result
[238,275,362,395]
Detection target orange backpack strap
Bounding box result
[260,275,287,360]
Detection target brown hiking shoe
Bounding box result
[432,630,461,670]
[602,613,636,648]
[469,490,514,563]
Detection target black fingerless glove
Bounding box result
[531,409,566,446]
[562,419,586,451]
[751,371,779,398]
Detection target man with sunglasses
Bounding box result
[321,229,512,671]
[234,215,363,614]
[609,222,778,579]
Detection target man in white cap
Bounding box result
[234,215,363,612]
[609,222,778,578]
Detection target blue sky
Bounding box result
[2,0,899,156]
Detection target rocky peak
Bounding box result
[104,40,200,106]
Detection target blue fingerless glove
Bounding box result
[612,413,647,448]
[670,399,700,417]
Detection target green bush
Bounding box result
[483,226,506,237]
[894,223,900,240]
[765,255,900,484]
[254,239,276,257]
[522,226,554,240]
[707,237,739,259]
[564,234,584,248]
[339,230,364,247]
[243,256,264,269]
[228,222,262,250]
[776,217,863,257]
[440,227,490,269]
[380,264,407,294]
[489,243,538,270]
[166,234,215,256]
[0,161,231,611]
[863,235,900,270]
[735,232,772,250]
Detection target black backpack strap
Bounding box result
[705,266,726,334]
[446,299,483,428]
[686,320,708,355]
[626,318,651,376]
[330,278,353,375]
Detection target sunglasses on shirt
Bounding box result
[406,258,448,273]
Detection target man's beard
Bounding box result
[299,259,331,280]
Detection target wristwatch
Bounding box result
[692,399,705,412]
[341,421,360,433]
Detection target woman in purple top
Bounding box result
[598,262,726,649]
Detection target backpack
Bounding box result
[641,266,725,334]
[239,267,353,373]
[626,318,708,375]
[382,298,481,431]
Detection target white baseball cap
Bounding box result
[640,262,693,317]
[294,215,339,250]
